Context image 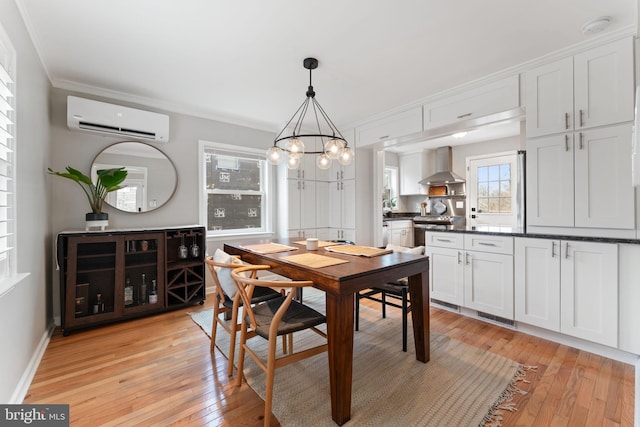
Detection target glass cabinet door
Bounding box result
[123,232,165,314]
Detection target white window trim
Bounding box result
[198,140,276,240]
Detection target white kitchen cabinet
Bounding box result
[560,240,618,347]
[399,151,430,196]
[426,245,464,305]
[423,75,520,129]
[514,237,618,348]
[574,125,634,229]
[387,220,413,247]
[526,134,575,227]
[287,179,316,231]
[463,235,514,319]
[618,244,640,354]
[514,237,561,331]
[315,181,330,229]
[526,37,633,138]
[328,178,356,241]
[356,106,423,147]
[527,124,634,229]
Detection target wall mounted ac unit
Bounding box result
[67,96,170,142]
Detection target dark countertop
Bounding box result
[383,212,418,222]
[425,225,640,245]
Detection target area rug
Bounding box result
[190,289,532,426]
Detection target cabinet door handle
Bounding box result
[379,135,389,140]
[565,134,569,151]
[477,242,497,246]
[465,252,471,265]
[301,170,305,179]
[579,132,584,150]
[565,242,569,259]
[336,182,340,190]
[341,171,344,180]
[457,112,472,119]
[297,181,301,190]
[551,241,556,258]
[565,112,569,129]
[336,171,340,180]
[579,109,583,127]
[457,251,462,264]
[302,181,305,190]
[436,238,452,242]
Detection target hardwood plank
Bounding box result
[23,296,634,426]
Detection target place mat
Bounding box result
[325,245,392,257]
[281,253,349,268]
[292,240,337,248]
[239,243,298,254]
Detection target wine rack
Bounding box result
[58,226,206,335]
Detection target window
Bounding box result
[199,141,272,236]
[0,27,15,287]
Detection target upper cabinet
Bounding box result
[399,151,431,196]
[526,37,634,138]
[356,106,423,147]
[423,75,520,129]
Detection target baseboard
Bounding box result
[9,320,55,403]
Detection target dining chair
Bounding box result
[231,264,328,427]
[355,244,424,352]
[205,250,282,377]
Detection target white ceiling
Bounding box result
[16,0,637,142]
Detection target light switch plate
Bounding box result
[456,201,464,208]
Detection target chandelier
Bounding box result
[267,57,354,170]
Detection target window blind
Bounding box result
[0,33,15,281]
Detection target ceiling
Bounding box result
[16,0,636,143]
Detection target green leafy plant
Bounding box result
[48,166,128,214]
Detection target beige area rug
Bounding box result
[190,289,532,427]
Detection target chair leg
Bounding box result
[382,291,387,318]
[264,333,279,427]
[227,306,240,377]
[355,292,360,331]
[235,321,248,387]
[402,289,408,352]
[210,304,220,352]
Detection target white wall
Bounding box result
[0,1,52,403]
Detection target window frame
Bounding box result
[198,140,275,240]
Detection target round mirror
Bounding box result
[91,141,178,213]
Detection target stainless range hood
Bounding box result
[419,146,465,185]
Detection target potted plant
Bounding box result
[48,166,128,227]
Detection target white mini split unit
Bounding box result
[67,96,170,142]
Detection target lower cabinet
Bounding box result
[515,237,618,347]
[58,226,206,335]
[427,232,514,319]
[388,220,414,247]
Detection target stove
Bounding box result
[413,215,466,246]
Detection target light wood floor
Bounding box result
[24,296,635,426]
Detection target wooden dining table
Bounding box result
[224,239,430,425]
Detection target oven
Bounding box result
[413,215,466,246]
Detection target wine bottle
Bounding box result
[149,279,158,304]
[140,273,147,305]
[124,276,134,307]
[95,293,104,314]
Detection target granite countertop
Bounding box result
[383,212,418,222]
[427,225,640,245]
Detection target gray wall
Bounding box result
[0,1,52,403]
[49,88,276,321]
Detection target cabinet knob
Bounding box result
[457,112,472,119]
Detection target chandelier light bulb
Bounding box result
[266,146,283,165]
[324,138,346,160]
[316,153,332,170]
[287,155,301,170]
[338,147,354,166]
[286,138,305,159]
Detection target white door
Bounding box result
[526,135,575,227]
[427,246,464,305]
[467,153,518,227]
[463,250,514,319]
[525,56,574,138]
[574,125,634,229]
[560,240,618,347]
[514,237,561,331]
